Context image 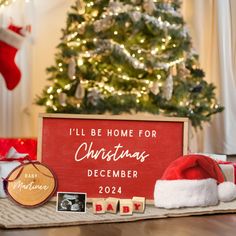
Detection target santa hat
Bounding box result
[154,154,236,209]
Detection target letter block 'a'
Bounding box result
[106,197,119,214]
[119,199,133,216]
[132,197,146,213]
[92,199,106,214]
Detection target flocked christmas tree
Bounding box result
[36,0,223,128]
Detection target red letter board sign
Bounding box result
[38,114,188,203]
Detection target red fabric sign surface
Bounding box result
[40,116,186,200]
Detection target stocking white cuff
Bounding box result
[0,28,24,49]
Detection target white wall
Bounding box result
[31,0,73,136]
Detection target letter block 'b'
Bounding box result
[119,199,133,215]
[93,199,106,214]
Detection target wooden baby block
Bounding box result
[105,197,119,214]
[92,199,106,214]
[119,199,133,216]
[132,197,146,213]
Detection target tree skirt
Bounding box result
[1,199,236,229]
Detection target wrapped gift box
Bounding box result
[0,160,22,197]
[219,161,236,183]
[0,138,37,198]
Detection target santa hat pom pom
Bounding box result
[218,182,236,202]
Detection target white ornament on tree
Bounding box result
[108,1,132,14]
[163,74,173,101]
[130,11,142,22]
[87,89,101,106]
[75,83,85,99]
[77,0,86,14]
[94,16,114,33]
[59,93,67,106]
[170,65,177,76]
[78,23,86,35]
[68,57,76,80]
[150,81,160,95]
[143,0,156,14]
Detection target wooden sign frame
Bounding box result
[38,114,188,203]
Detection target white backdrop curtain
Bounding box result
[183,0,236,154]
[0,0,34,137]
[0,0,72,137]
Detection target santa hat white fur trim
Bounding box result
[218,182,236,202]
[154,178,219,209]
[0,27,24,49]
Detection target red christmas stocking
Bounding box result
[0,24,25,90]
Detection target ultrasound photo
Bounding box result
[57,192,86,213]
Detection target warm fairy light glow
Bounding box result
[47,87,53,94]
[151,48,159,55]
[52,105,58,111]
[0,0,31,8]
[64,84,71,90]
[77,58,84,66]
[46,100,52,106]
[87,1,94,7]
[167,57,184,67]
[161,45,166,50]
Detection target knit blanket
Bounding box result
[1,199,236,229]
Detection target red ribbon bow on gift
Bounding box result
[0,147,30,162]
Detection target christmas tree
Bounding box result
[36,0,223,128]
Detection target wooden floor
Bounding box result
[1,214,236,236]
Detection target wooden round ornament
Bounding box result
[4,162,57,208]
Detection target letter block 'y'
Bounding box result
[132,197,146,213]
